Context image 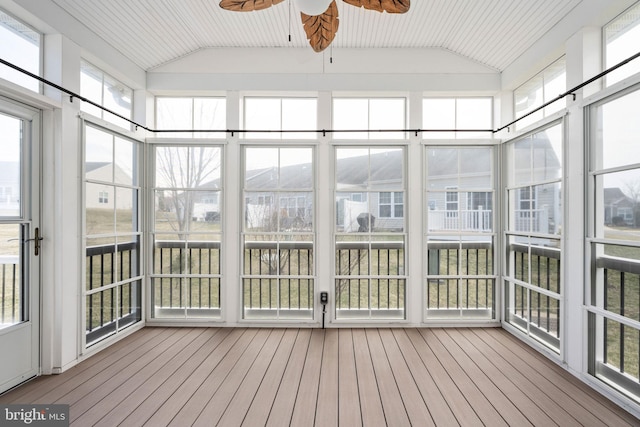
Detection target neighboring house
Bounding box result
[510,136,562,234]
[336,150,404,232]
[160,144,565,234]
[425,148,495,233]
[85,162,134,210]
[604,187,636,225]
[243,164,313,230]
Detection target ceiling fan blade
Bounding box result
[219,0,285,11]
[301,0,339,52]
[342,0,410,13]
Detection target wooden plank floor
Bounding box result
[1,327,638,426]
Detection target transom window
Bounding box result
[514,57,566,130]
[332,97,406,139]
[605,2,640,86]
[0,9,40,92]
[243,97,317,139]
[156,97,226,138]
[422,97,493,139]
[80,61,133,130]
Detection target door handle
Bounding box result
[24,227,43,256]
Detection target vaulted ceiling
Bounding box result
[46,0,586,72]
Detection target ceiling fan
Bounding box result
[219,0,410,52]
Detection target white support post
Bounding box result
[42,34,82,372]
[563,27,600,373]
[407,91,423,324]
[316,91,332,325]
[224,91,241,324]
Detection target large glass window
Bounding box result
[514,58,566,130]
[242,146,314,320]
[81,61,133,130]
[151,145,223,319]
[605,2,640,87]
[426,146,495,319]
[505,123,563,353]
[243,97,317,139]
[156,97,226,138]
[84,124,142,346]
[333,98,405,139]
[588,86,640,403]
[335,147,406,319]
[0,111,25,328]
[0,10,40,92]
[423,97,493,139]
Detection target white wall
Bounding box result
[148,47,500,93]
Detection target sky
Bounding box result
[0,24,39,92]
[0,112,21,162]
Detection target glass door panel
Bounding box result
[0,102,39,394]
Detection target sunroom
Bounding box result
[1,0,640,424]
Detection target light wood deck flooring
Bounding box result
[1,327,638,426]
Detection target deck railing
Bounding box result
[86,242,141,344]
[335,241,405,319]
[153,240,221,317]
[509,243,561,349]
[425,241,494,317]
[596,255,640,389]
[243,241,314,319]
[0,255,19,326]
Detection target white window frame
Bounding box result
[503,120,564,354]
[0,8,42,92]
[332,97,407,140]
[241,144,316,321]
[333,146,407,321]
[424,145,497,321]
[242,96,318,140]
[514,57,566,130]
[149,143,224,321]
[80,60,133,130]
[604,2,640,87]
[82,121,143,348]
[422,97,494,139]
[586,84,640,403]
[155,96,226,138]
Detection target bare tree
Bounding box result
[156,146,220,238]
[623,179,640,228]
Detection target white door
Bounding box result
[0,98,40,393]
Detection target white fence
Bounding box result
[428,209,493,232]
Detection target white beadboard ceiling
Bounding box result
[48,0,583,72]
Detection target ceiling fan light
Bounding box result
[296,0,333,16]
